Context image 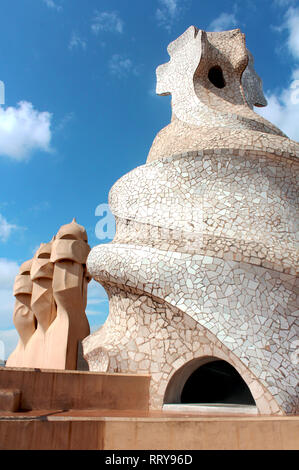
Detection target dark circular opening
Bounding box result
[181,360,255,405]
[208,66,226,89]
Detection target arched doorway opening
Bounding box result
[164,356,256,408]
[181,359,255,405]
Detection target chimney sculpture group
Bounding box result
[6,219,91,370]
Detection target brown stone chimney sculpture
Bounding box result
[6,219,91,370]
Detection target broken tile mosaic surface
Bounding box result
[83,26,299,416]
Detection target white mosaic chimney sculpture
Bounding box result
[83,27,299,415]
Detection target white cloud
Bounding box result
[0,287,15,329]
[256,69,299,142]
[108,54,139,78]
[55,112,74,133]
[0,101,52,161]
[43,0,62,11]
[0,259,19,336]
[256,8,299,143]
[0,214,18,242]
[208,12,238,32]
[0,258,19,288]
[69,32,86,51]
[284,7,299,59]
[0,329,19,360]
[91,11,124,35]
[156,0,181,32]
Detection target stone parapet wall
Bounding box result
[0,367,150,411]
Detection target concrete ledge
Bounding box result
[0,414,298,449]
[0,367,150,411]
[163,404,259,415]
[0,389,21,412]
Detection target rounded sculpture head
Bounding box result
[31,242,54,281]
[14,259,33,296]
[56,218,88,242]
[51,220,91,309]
[19,259,33,275]
[51,219,90,265]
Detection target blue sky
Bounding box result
[0,0,299,360]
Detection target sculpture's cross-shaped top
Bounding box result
[156,26,268,128]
